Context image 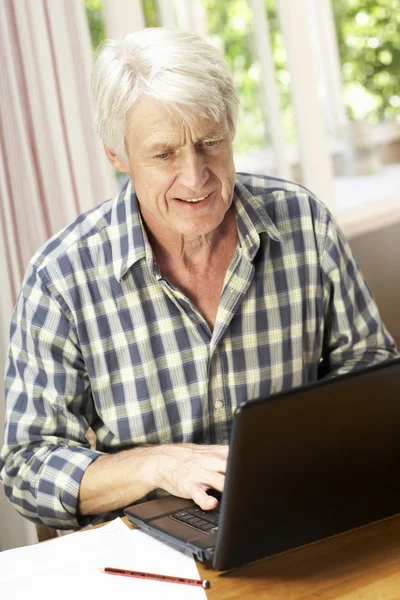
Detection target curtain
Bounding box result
[0,0,117,550]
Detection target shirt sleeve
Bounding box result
[0,264,103,529]
[319,209,399,376]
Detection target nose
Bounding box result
[178,148,209,192]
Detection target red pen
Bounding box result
[100,566,211,589]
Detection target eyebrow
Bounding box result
[145,141,180,155]
[144,126,229,155]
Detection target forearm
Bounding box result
[79,442,229,516]
[78,445,159,516]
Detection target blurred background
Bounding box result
[1,0,399,550]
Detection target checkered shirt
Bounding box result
[1,173,398,529]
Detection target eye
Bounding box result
[155,151,170,160]
[203,140,219,148]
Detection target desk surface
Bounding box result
[122,513,400,599]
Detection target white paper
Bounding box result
[0,518,207,599]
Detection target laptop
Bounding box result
[125,357,400,570]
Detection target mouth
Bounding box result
[176,193,211,204]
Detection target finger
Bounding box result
[187,466,225,492]
[189,485,219,511]
[203,472,225,493]
[204,495,218,510]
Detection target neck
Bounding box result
[145,208,237,271]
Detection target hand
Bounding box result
[152,443,229,510]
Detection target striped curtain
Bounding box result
[0,0,117,550]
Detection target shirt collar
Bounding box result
[110,177,283,281]
[233,179,282,261]
[110,179,148,281]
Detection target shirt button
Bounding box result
[214,399,224,410]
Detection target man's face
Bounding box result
[113,99,236,241]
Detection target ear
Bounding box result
[104,145,130,173]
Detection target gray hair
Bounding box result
[92,28,239,162]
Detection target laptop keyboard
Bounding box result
[172,507,220,534]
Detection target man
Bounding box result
[1,28,398,530]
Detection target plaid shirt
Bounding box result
[1,174,398,529]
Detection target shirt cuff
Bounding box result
[37,445,103,529]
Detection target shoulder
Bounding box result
[31,201,113,272]
[17,197,114,308]
[236,172,314,196]
[236,172,328,219]
[236,173,342,264]
[26,181,131,287]
[236,172,336,231]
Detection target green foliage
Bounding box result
[142,0,159,27]
[332,0,400,122]
[203,0,296,152]
[203,0,266,152]
[84,0,159,51]
[84,0,400,153]
[84,0,106,51]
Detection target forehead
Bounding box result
[127,98,228,152]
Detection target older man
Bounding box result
[1,28,398,530]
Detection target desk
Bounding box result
[121,514,400,599]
